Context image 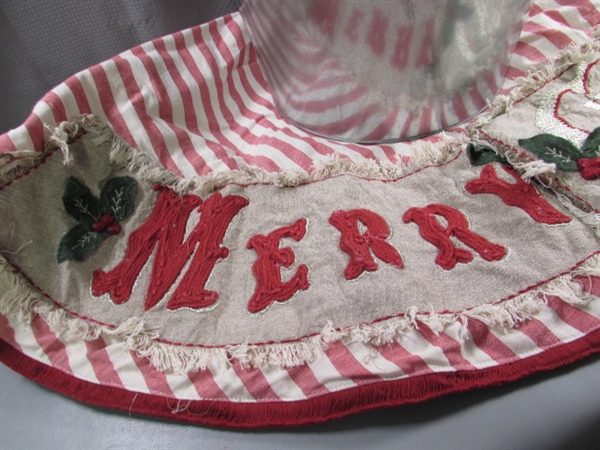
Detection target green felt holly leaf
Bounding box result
[56,222,109,263]
[62,177,100,223]
[57,176,138,263]
[99,176,137,222]
[517,134,579,171]
[467,143,508,166]
[581,127,600,158]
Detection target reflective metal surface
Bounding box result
[240,0,531,143]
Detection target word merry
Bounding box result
[91,165,570,314]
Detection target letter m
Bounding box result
[92,187,248,311]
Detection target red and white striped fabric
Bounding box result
[1,1,599,428]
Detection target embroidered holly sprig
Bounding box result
[517,127,600,180]
[57,176,137,263]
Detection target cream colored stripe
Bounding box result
[259,364,308,401]
[442,321,498,369]
[102,335,150,394]
[57,337,100,384]
[207,366,255,402]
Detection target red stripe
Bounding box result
[503,65,528,82]
[553,0,600,29]
[64,75,93,115]
[0,133,18,152]
[30,316,73,374]
[84,337,126,387]
[189,367,230,400]
[23,114,46,152]
[416,324,477,370]
[285,364,331,398]
[375,340,433,376]
[522,21,574,50]
[325,340,381,383]
[400,113,414,139]
[230,360,281,400]
[513,41,549,63]
[452,94,469,122]
[363,106,401,142]
[530,4,571,29]
[482,69,501,97]
[417,106,434,136]
[128,351,176,397]
[303,103,380,137]
[514,318,562,348]
[580,275,600,297]
[469,81,487,111]
[545,296,600,334]
[466,319,519,363]
[0,314,22,351]
[40,91,67,125]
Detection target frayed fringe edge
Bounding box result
[34,115,469,197]
[485,26,599,119]
[1,252,598,374]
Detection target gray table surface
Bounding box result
[1,2,599,448]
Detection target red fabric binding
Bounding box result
[1,329,598,428]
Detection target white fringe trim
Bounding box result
[1,251,598,374]
[556,193,600,237]
[33,115,468,197]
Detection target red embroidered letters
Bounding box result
[403,204,507,270]
[86,157,568,314]
[465,165,571,225]
[246,219,310,313]
[329,209,404,280]
[92,187,248,310]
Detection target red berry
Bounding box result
[108,223,121,235]
[577,157,600,181]
[100,213,115,225]
[92,222,105,232]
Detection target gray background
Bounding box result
[1,1,599,448]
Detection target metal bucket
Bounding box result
[239,0,531,143]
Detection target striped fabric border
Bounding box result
[1,276,598,426]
